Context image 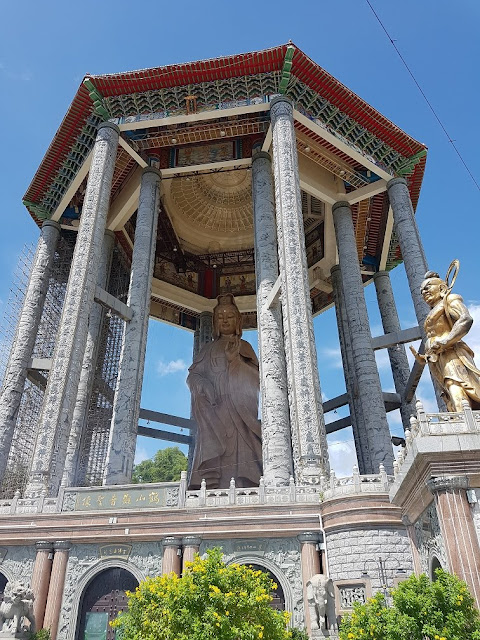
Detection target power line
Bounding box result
[365,0,480,192]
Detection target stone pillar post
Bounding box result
[62,230,115,488]
[0,220,60,483]
[26,122,119,498]
[43,541,70,640]
[373,271,416,431]
[270,96,329,483]
[31,541,53,629]
[182,536,201,572]
[192,326,200,361]
[198,311,213,349]
[252,151,292,486]
[387,177,445,410]
[298,533,322,634]
[332,201,393,474]
[331,265,370,474]
[104,167,161,485]
[162,537,182,576]
[427,476,480,607]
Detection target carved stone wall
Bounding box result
[326,527,413,592]
[472,489,480,548]
[0,545,35,584]
[58,541,163,640]
[201,537,304,628]
[413,502,447,576]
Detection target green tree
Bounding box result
[112,548,295,640]
[131,446,187,484]
[339,569,480,640]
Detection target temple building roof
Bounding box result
[23,43,428,327]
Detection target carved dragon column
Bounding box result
[330,264,370,474]
[333,201,393,474]
[25,122,119,498]
[252,150,293,486]
[104,166,161,485]
[0,220,60,485]
[373,270,416,430]
[270,96,329,483]
[61,230,116,488]
[387,177,446,411]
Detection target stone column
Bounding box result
[298,532,322,634]
[270,96,329,483]
[182,536,201,572]
[192,326,200,361]
[331,265,370,474]
[198,311,213,349]
[427,476,480,607]
[104,167,161,485]
[373,271,416,431]
[61,230,115,488]
[31,541,53,629]
[162,537,182,576]
[252,151,292,486]
[26,122,119,498]
[332,201,393,474]
[43,541,70,640]
[0,220,60,483]
[387,177,445,411]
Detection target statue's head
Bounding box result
[213,294,242,338]
[421,271,448,308]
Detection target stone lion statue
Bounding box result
[306,574,337,632]
[0,581,36,634]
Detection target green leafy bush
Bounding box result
[339,569,480,640]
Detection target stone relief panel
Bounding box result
[0,545,35,584]
[414,501,447,575]
[57,541,163,640]
[327,527,413,593]
[201,537,304,628]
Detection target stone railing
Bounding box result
[0,468,395,514]
[393,400,480,477]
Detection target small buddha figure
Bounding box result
[187,294,262,489]
[413,264,480,411]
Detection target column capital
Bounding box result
[53,540,71,551]
[387,176,408,190]
[182,536,202,547]
[41,220,61,231]
[270,95,293,109]
[298,532,321,545]
[98,121,120,134]
[162,536,182,548]
[373,270,389,281]
[332,200,351,214]
[36,541,54,551]
[142,166,162,178]
[330,264,341,276]
[252,151,271,162]
[427,475,469,494]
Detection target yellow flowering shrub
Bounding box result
[112,547,297,639]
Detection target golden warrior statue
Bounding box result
[412,260,480,411]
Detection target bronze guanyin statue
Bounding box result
[187,294,262,489]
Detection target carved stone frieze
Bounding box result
[413,502,447,574]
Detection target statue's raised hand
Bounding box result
[225,336,240,362]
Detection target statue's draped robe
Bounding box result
[426,293,480,410]
[187,336,262,489]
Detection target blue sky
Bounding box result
[1,1,479,476]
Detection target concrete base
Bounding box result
[0,633,30,640]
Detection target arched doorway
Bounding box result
[76,567,138,640]
[0,573,7,602]
[430,556,442,581]
[248,564,285,611]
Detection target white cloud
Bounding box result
[467,304,480,357]
[320,347,343,369]
[156,358,188,376]
[328,439,357,477]
[134,446,150,464]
